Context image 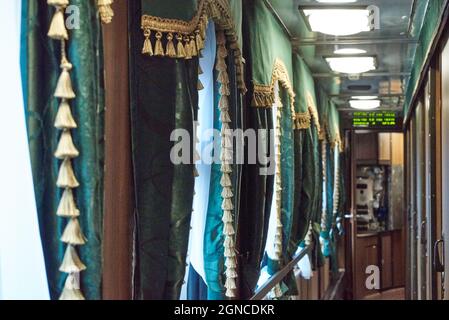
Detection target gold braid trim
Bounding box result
[330,134,344,153]
[207,0,246,93]
[319,119,327,141]
[47,0,87,300]
[141,1,206,34]
[294,111,311,130]
[97,0,114,24]
[140,0,246,93]
[306,91,321,134]
[251,59,296,122]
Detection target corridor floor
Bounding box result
[364,288,405,300]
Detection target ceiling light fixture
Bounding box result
[349,99,381,110]
[334,48,367,55]
[325,56,377,74]
[351,96,379,100]
[317,0,357,2]
[301,7,371,36]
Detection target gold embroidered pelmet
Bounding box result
[140,0,246,92]
[251,59,296,122]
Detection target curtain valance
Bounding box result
[327,101,343,152]
[292,54,320,132]
[139,0,246,92]
[244,1,294,110]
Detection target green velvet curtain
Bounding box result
[22,0,105,300]
[130,0,198,300]
[291,54,324,270]
[245,0,293,89]
[238,0,296,297]
[290,55,317,248]
[141,0,199,20]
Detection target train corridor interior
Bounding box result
[3,0,449,302]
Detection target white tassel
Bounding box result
[224,236,234,248]
[55,100,77,129]
[226,289,236,298]
[224,247,236,258]
[221,187,233,199]
[225,277,237,290]
[47,0,69,6]
[48,9,68,40]
[221,163,232,173]
[222,210,233,223]
[61,218,87,245]
[55,130,79,159]
[226,268,238,279]
[220,112,231,123]
[221,135,233,149]
[225,258,237,268]
[59,245,86,273]
[97,0,115,24]
[223,223,235,236]
[220,83,230,96]
[54,61,76,99]
[59,273,85,300]
[220,174,232,187]
[56,158,79,188]
[57,188,80,218]
[222,198,234,211]
[221,122,230,131]
[219,95,229,110]
[220,151,233,164]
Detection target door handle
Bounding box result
[433,239,444,273]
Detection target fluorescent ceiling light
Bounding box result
[303,8,371,36]
[316,0,357,2]
[325,56,376,74]
[352,96,378,100]
[349,100,381,110]
[334,48,367,55]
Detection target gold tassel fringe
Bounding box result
[55,100,77,129]
[55,130,79,159]
[61,218,87,245]
[54,61,76,99]
[59,245,87,273]
[57,188,80,218]
[57,158,80,189]
[48,9,68,40]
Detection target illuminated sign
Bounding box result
[352,111,398,128]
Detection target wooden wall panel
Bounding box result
[102,0,134,300]
[378,133,391,163]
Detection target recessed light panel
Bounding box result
[303,8,371,36]
[351,96,379,100]
[334,48,367,55]
[316,0,357,2]
[349,99,381,110]
[326,56,376,74]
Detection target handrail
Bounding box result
[250,246,312,300]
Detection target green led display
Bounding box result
[352,111,398,128]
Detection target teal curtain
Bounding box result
[129,0,198,300]
[22,0,105,300]
[204,49,243,300]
